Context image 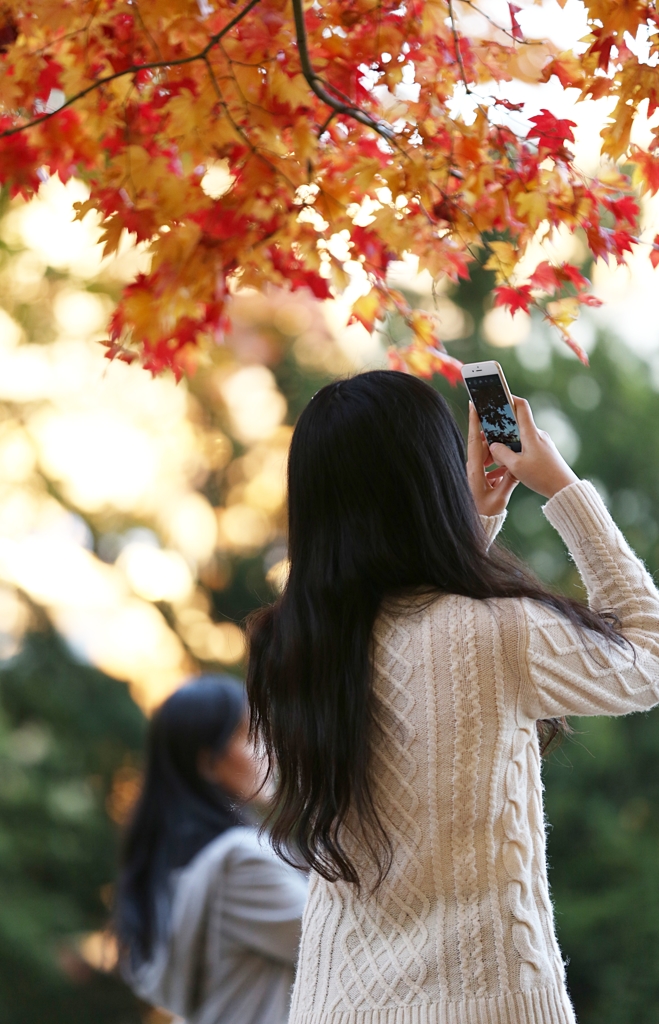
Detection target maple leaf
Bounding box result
[0,7,18,53]
[407,310,438,345]
[633,150,659,196]
[529,261,561,293]
[494,99,525,113]
[603,196,640,226]
[508,3,524,42]
[610,229,636,261]
[514,190,548,230]
[398,342,464,385]
[36,58,64,101]
[484,241,519,283]
[98,215,126,259]
[527,109,577,158]
[387,347,407,372]
[494,284,533,316]
[559,264,589,292]
[351,290,383,332]
[0,0,656,376]
[651,235,659,270]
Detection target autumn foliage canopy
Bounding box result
[1,0,659,379]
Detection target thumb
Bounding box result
[489,442,519,472]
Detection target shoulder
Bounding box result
[177,828,306,907]
[176,826,257,888]
[209,828,307,888]
[378,590,527,630]
[192,826,283,873]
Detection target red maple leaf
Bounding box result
[529,261,561,293]
[585,224,613,262]
[432,350,465,386]
[633,150,659,196]
[650,234,659,269]
[559,263,589,291]
[527,109,577,158]
[0,120,41,196]
[350,225,395,275]
[36,58,63,100]
[387,347,407,372]
[494,284,533,315]
[603,195,640,225]
[610,229,635,259]
[508,3,524,41]
[589,28,615,72]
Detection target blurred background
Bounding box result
[2,166,659,1024]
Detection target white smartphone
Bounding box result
[461,360,522,453]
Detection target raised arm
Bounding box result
[519,479,659,719]
[487,399,659,720]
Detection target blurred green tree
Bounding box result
[0,621,146,1023]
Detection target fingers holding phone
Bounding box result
[462,360,521,453]
[467,402,519,517]
[488,397,578,500]
[462,360,579,502]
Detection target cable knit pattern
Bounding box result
[334,614,431,1011]
[448,598,486,999]
[289,481,659,1024]
[502,724,546,990]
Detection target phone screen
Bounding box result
[465,373,522,452]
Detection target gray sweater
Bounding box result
[130,827,308,1024]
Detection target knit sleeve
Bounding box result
[221,832,308,965]
[480,510,506,546]
[519,479,659,720]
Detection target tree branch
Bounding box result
[0,0,261,140]
[447,0,470,95]
[457,0,534,46]
[290,0,396,143]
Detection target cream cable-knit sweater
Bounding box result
[289,480,659,1024]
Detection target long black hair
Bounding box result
[115,675,247,966]
[246,370,622,888]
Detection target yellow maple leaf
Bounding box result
[546,296,580,329]
[408,310,439,346]
[514,190,549,230]
[269,65,311,109]
[233,64,264,105]
[601,100,635,161]
[351,290,382,331]
[98,215,125,259]
[484,241,519,283]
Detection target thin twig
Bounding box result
[447,0,470,94]
[318,111,336,136]
[0,0,261,140]
[290,0,396,142]
[132,0,164,63]
[203,55,299,191]
[457,0,535,46]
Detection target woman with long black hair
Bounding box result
[114,675,307,1024]
[247,370,659,1024]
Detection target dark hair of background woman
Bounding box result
[246,370,623,890]
[115,675,247,966]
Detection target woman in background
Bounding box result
[115,675,307,1024]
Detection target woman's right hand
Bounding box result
[488,397,579,500]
